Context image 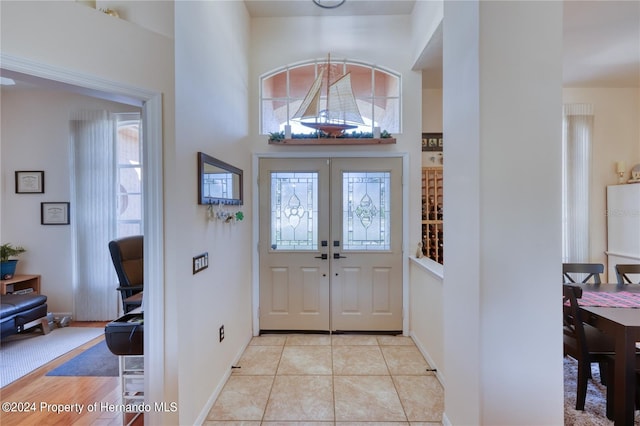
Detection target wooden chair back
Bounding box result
[615,264,640,284]
[562,263,604,284]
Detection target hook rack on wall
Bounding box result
[207,202,244,223]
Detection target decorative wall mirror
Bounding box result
[197,152,243,205]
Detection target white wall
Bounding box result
[1,90,138,316]
[174,2,252,424]
[95,0,175,38]
[563,88,640,280]
[408,258,444,383]
[411,0,443,67]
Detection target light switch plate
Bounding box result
[193,252,209,274]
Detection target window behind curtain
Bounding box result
[562,104,594,263]
[115,113,143,237]
[71,111,141,321]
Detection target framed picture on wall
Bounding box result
[41,202,70,225]
[421,133,443,152]
[15,171,44,193]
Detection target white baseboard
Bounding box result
[194,336,252,425]
[50,312,73,320]
[409,331,446,388]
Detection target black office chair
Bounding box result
[562,284,615,412]
[615,264,640,284]
[563,263,604,284]
[108,235,143,314]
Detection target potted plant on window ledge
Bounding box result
[1,243,26,280]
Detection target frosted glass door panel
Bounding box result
[343,172,391,251]
[270,172,318,251]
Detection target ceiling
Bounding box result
[245,0,640,89]
[244,0,416,17]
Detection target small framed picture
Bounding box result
[15,171,44,193]
[422,133,443,152]
[41,202,70,225]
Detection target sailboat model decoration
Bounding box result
[291,54,365,137]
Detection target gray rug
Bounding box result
[46,340,117,377]
[563,356,639,425]
[0,327,103,387]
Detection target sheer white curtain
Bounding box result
[70,110,118,320]
[562,104,594,263]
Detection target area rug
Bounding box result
[563,356,640,425]
[46,340,117,377]
[0,327,103,387]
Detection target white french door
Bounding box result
[258,157,403,332]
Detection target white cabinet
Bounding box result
[606,184,640,280]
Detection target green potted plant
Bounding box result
[1,243,26,280]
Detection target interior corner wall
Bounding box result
[410,0,443,66]
[174,2,252,424]
[0,90,138,315]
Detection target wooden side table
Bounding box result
[0,274,41,295]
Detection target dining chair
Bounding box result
[563,284,615,412]
[562,263,604,284]
[615,264,640,284]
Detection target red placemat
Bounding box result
[578,291,640,308]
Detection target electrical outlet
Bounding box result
[193,252,209,274]
[219,325,225,342]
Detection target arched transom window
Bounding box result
[260,58,401,135]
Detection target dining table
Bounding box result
[574,283,640,425]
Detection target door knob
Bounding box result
[333,253,347,259]
[315,253,328,260]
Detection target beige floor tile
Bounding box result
[332,334,379,345]
[334,376,407,421]
[333,345,389,375]
[336,423,409,426]
[207,375,274,421]
[249,335,287,346]
[264,375,334,421]
[277,346,332,375]
[232,345,283,375]
[263,423,334,426]
[203,422,261,426]
[393,376,444,422]
[286,334,332,346]
[381,346,430,375]
[377,335,415,346]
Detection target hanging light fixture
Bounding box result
[312,0,346,9]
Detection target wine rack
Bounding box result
[421,167,443,264]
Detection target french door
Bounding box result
[258,157,403,332]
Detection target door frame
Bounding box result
[252,151,409,336]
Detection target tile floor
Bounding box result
[205,334,444,424]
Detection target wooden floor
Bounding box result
[0,322,143,426]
